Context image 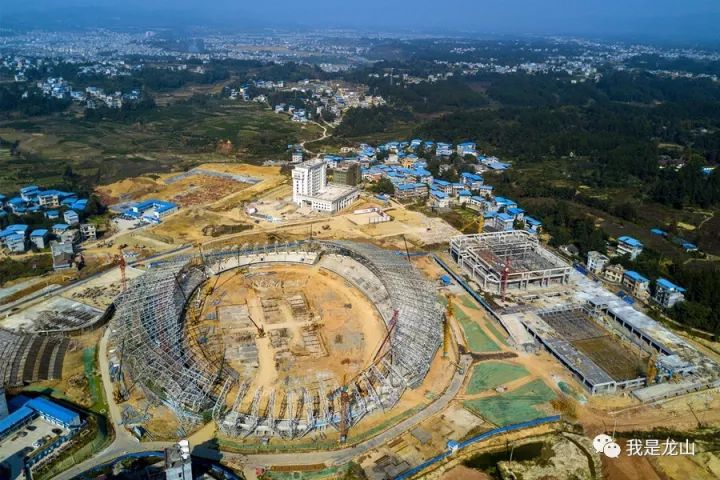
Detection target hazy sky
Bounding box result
[3,0,720,42]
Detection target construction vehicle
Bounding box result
[248,314,266,338]
[646,352,658,385]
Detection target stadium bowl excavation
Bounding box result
[109,240,443,438]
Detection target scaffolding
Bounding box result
[111,240,443,437]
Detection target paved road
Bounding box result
[56,354,472,479]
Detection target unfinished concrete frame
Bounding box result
[449,231,571,294]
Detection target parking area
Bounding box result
[0,418,68,479]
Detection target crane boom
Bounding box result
[372,309,399,363]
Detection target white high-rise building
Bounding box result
[292,159,359,213]
[292,159,327,204]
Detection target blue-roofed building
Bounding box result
[622,270,650,297]
[20,185,40,201]
[476,185,493,196]
[0,194,6,206]
[617,236,644,260]
[650,228,667,237]
[436,143,453,156]
[524,216,542,234]
[61,196,78,207]
[456,141,476,156]
[451,183,466,196]
[26,397,81,429]
[0,406,35,441]
[64,209,80,225]
[38,190,62,208]
[7,196,26,214]
[494,196,517,211]
[6,224,29,235]
[410,139,422,150]
[468,195,487,211]
[682,242,698,252]
[506,207,525,220]
[429,189,450,208]
[493,212,515,231]
[394,183,428,200]
[46,210,60,220]
[52,223,70,236]
[457,189,472,204]
[653,278,686,308]
[71,199,88,211]
[431,179,452,195]
[122,199,178,224]
[461,172,484,189]
[30,229,49,249]
[5,233,26,253]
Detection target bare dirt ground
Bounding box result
[188,263,386,399]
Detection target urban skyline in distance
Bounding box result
[2,0,720,44]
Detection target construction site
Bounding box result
[450,231,720,400]
[449,230,572,295]
[108,240,444,440]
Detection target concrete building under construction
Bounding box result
[449,231,571,295]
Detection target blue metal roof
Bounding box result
[682,242,698,251]
[31,229,49,237]
[26,397,79,426]
[0,406,34,436]
[618,236,643,248]
[624,270,649,283]
[6,224,28,233]
[656,278,685,292]
[53,223,70,230]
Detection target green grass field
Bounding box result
[463,379,557,426]
[465,361,530,395]
[460,295,480,310]
[454,306,501,352]
[485,320,510,346]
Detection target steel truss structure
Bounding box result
[449,230,571,294]
[111,241,443,437]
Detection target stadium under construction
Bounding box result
[109,240,443,438]
[450,231,720,400]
